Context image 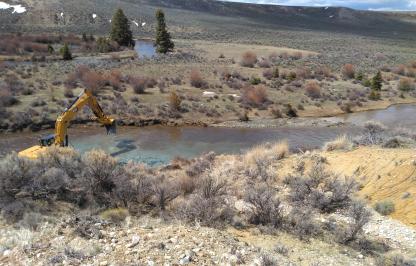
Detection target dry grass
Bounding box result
[100,208,129,223]
[323,135,353,151]
[244,141,289,165]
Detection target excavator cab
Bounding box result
[39,134,56,147]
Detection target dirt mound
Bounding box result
[279,147,416,227]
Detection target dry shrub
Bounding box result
[64,88,74,98]
[245,185,283,227]
[0,89,19,107]
[176,194,232,227]
[263,69,273,80]
[186,152,216,178]
[151,175,180,210]
[315,66,332,78]
[240,51,258,68]
[392,64,406,76]
[398,77,415,91]
[342,64,355,79]
[257,58,271,68]
[286,208,321,240]
[113,162,153,209]
[75,65,91,80]
[374,200,395,216]
[288,161,358,213]
[244,142,288,180]
[323,135,352,151]
[129,76,157,94]
[81,71,106,94]
[336,201,372,244]
[190,69,208,88]
[82,150,120,206]
[268,52,279,63]
[105,70,123,91]
[304,81,321,98]
[296,67,312,80]
[355,121,387,145]
[169,91,182,111]
[39,146,82,179]
[241,85,268,107]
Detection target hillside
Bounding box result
[1,0,416,41]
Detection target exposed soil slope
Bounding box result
[279,147,416,227]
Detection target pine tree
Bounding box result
[110,8,134,47]
[371,71,383,91]
[155,9,174,54]
[60,43,72,60]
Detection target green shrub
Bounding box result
[100,208,129,223]
[371,71,383,91]
[374,200,395,215]
[60,43,72,60]
[250,76,261,85]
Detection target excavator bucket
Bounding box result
[105,120,117,135]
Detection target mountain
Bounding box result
[1,0,416,41]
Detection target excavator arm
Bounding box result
[55,89,116,146]
[18,89,116,158]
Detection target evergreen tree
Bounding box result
[60,43,72,60]
[155,9,174,54]
[82,33,88,42]
[371,71,383,91]
[110,8,134,47]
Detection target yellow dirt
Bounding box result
[278,147,416,227]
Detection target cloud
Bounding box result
[221,0,416,10]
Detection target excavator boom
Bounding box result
[18,89,116,158]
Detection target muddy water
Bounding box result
[1,104,415,165]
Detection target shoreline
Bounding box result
[1,101,416,135]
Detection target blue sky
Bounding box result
[222,0,416,11]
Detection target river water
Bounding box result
[1,104,415,165]
[134,40,156,59]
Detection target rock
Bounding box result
[179,256,191,265]
[3,250,11,257]
[99,261,108,266]
[127,234,140,248]
[358,254,364,259]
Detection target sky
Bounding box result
[222,0,416,11]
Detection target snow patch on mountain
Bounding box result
[0,2,26,13]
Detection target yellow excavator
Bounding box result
[18,89,116,159]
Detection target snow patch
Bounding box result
[132,20,139,27]
[0,2,26,13]
[324,6,329,10]
[92,13,97,19]
[329,15,334,18]
[141,22,146,27]
[60,12,64,17]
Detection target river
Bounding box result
[1,104,415,165]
